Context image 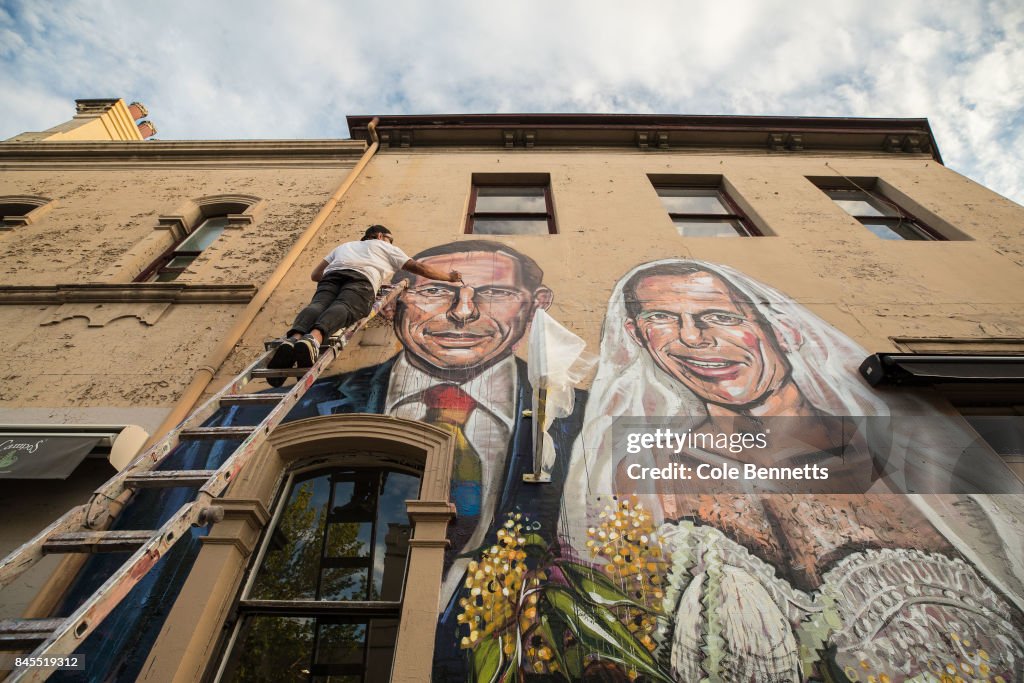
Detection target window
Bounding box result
[219,465,420,682]
[0,196,53,230]
[812,180,942,241]
[652,183,759,237]
[136,215,229,282]
[466,174,555,234]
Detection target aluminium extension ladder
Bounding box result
[0,282,407,683]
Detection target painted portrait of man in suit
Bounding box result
[293,239,582,577]
[290,240,585,680]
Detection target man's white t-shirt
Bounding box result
[323,240,412,292]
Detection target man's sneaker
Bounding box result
[266,337,295,388]
[294,334,320,368]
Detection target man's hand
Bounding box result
[402,259,463,284]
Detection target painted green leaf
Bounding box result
[561,643,585,680]
[542,586,671,682]
[535,615,569,675]
[471,635,503,683]
[561,561,657,611]
[520,532,550,557]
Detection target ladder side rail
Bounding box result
[83,349,274,528]
[199,345,340,498]
[5,500,207,682]
[0,506,87,589]
[99,281,401,505]
[199,282,406,498]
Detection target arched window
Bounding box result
[0,195,53,230]
[218,463,421,682]
[138,215,230,281]
[134,195,261,282]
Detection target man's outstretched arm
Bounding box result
[310,259,329,282]
[402,259,461,283]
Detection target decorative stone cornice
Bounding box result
[406,500,457,523]
[200,498,272,556]
[0,283,257,305]
[0,140,367,169]
[269,415,455,502]
[348,113,943,162]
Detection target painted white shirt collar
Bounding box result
[384,352,518,430]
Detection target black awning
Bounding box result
[860,353,1024,387]
[0,435,103,479]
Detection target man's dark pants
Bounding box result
[288,270,375,337]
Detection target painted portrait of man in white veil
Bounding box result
[561,259,1024,682]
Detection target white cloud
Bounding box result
[0,0,1022,203]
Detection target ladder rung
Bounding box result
[219,393,285,406]
[179,426,254,440]
[125,470,217,489]
[43,530,155,554]
[0,618,64,648]
[251,368,309,378]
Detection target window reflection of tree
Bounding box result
[222,466,419,682]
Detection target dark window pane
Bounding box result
[860,219,929,241]
[364,618,400,681]
[331,472,378,521]
[0,203,39,216]
[223,617,396,682]
[314,621,366,672]
[475,186,546,212]
[320,566,370,601]
[250,474,332,600]
[222,616,315,682]
[177,216,229,251]
[472,218,550,235]
[325,522,372,558]
[673,218,746,238]
[826,190,898,217]
[656,188,729,214]
[226,467,413,681]
[374,472,418,600]
[154,270,183,282]
[165,256,196,269]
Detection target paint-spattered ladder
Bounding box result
[0,283,407,682]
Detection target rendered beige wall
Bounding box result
[0,152,359,621]
[210,148,1024,394]
[0,166,349,412]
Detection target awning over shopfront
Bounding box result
[859,353,1024,386]
[0,433,104,479]
[0,424,148,479]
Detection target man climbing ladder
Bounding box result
[268,225,461,382]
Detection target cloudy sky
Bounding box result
[1,1,1022,203]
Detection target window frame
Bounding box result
[811,178,946,241]
[465,174,556,235]
[216,462,423,682]
[651,181,762,238]
[134,215,231,282]
[0,195,54,230]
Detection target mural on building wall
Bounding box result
[293,252,1023,681]
[289,240,587,679]
[552,260,1024,682]
[54,247,1024,682]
